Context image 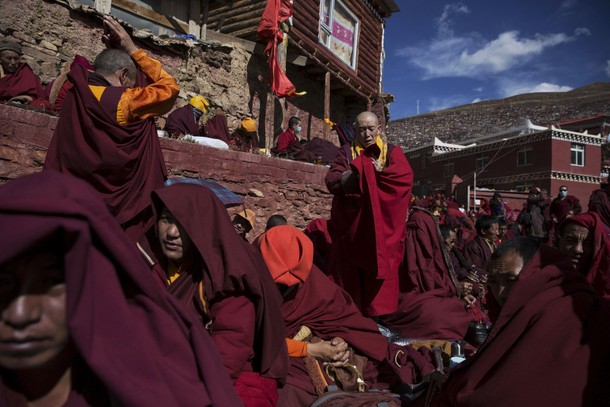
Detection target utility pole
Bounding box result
[416,99,420,115]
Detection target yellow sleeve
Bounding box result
[117,49,179,125]
[285,338,308,357]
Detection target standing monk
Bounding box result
[44,16,178,242]
[325,111,413,317]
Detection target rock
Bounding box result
[12,31,36,44]
[39,39,58,51]
[248,188,264,197]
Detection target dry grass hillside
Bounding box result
[387,82,610,149]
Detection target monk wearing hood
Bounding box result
[137,183,288,406]
[0,172,241,407]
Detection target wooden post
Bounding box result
[201,0,209,40]
[266,93,275,153]
[94,0,112,14]
[277,33,288,132]
[324,71,331,139]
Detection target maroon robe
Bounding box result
[164,104,201,137]
[588,189,610,233]
[0,63,44,101]
[430,245,610,406]
[379,208,480,341]
[205,113,231,143]
[463,235,494,277]
[43,63,166,241]
[0,172,241,407]
[326,143,413,316]
[550,194,582,222]
[139,184,288,406]
[560,212,610,298]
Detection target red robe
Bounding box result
[431,245,610,406]
[164,104,201,137]
[326,143,413,316]
[0,63,44,101]
[379,207,481,341]
[0,171,241,407]
[43,63,167,241]
[138,183,288,407]
[275,127,298,152]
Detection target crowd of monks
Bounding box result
[1,16,610,407]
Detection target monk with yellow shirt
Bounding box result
[44,16,178,242]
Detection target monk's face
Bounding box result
[0,246,69,370]
[0,50,21,74]
[558,223,593,275]
[487,249,524,306]
[443,230,457,252]
[355,113,380,148]
[482,223,499,241]
[157,207,193,265]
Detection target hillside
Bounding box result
[387,82,610,149]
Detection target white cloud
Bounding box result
[471,98,482,103]
[559,0,578,12]
[397,5,590,80]
[606,60,610,77]
[498,80,573,97]
[473,87,484,92]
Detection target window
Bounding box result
[443,162,454,178]
[517,147,533,166]
[476,156,488,172]
[421,154,427,169]
[571,144,584,166]
[319,0,359,69]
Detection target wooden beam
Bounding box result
[188,0,201,38]
[324,71,330,139]
[112,0,189,33]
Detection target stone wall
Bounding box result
[0,0,344,146]
[0,104,333,237]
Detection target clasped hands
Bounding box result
[308,337,350,367]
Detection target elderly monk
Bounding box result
[429,237,610,406]
[255,225,434,406]
[164,95,208,138]
[44,16,178,242]
[0,40,45,105]
[378,207,485,342]
[0,172,241,407]
[325,111,413,316]
[557,212,610,298]
[137,183,288,406]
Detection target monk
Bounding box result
[44,16,178,242]
[137,183,288,406]
[255,226,434,406]
[325,111,413,316]
[229,117,260,152]
[0,40,46,105]
[378,207,484,342]
[429,237,610,406]
[0,172,241,407]
[164,95,208,138]
[463,214,498,278]
[557,212,610,298]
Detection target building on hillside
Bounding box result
[71,0,399,147]
[405,119,604,207]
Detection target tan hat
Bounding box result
[234,209,256,231]
[189,95,209,113]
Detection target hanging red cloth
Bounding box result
[257,0,303,97]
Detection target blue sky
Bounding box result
[382,0,610,120]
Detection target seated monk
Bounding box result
[229,117,260,152]
[0,172,242,407]
[204,106,231,144]
[557,212,610,298]
[164,95,208,138]
[255,225,435,406]
[378,207,487,343]
[0,40,48,107]
[428,238,610,406]
[136,183,288,406]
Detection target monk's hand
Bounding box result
[7,95,33,104]
[307,340,337,362]
[460,281,474,296]
[463,294,476,307]
[102,16,138,55]
[372,158,383,172]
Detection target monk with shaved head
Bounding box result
[325,110,413,317]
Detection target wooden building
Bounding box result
[85,0,399,145]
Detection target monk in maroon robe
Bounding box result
[557,212,610,298]
[0,172,241,407]
[0,40,45,104]
[463,215,499,278]
[44,17,176,242]
[429,238,610,406]
[325,111,413,316]
[164,96,207,138]
[255,226,434,406]
[378,207,483,341]
[204,108,231,143]
[588,188,610,235]
[137,183,288,406]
